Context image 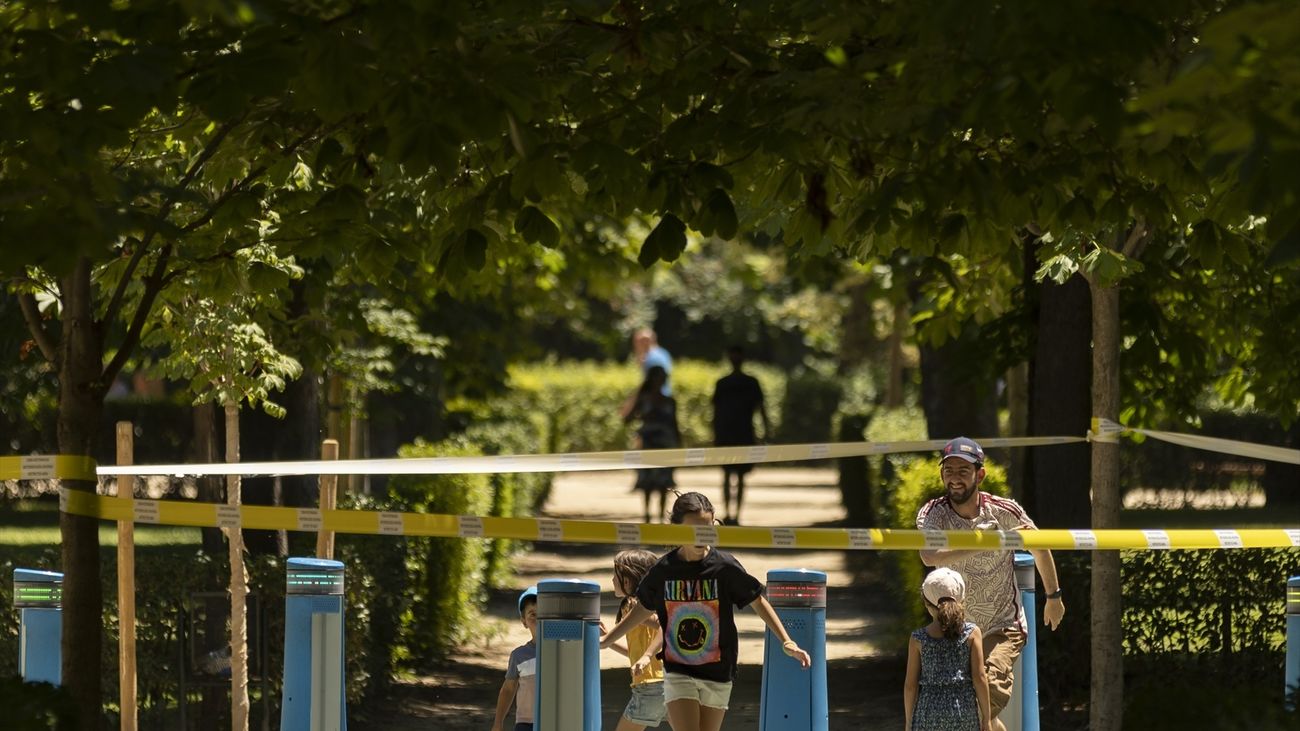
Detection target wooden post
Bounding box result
[115,422,138,731]
[316,439,339,559]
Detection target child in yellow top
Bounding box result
[606,549,667,730]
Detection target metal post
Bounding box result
[281,558,347,731]
[534,579,601,731]
[1285,576,1300,710]
[760,569,828,731]
[13,568,63,685]
[1004,551,1040,731]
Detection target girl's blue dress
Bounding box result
[912,621,980,730]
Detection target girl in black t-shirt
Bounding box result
[600,492,811,731]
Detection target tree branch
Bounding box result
[182,125,323,234]
[102,118,242,328]
[1121,217,1148,258]
[18,292,58,362]
[102,243,174,385]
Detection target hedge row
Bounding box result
[494,359,789,455]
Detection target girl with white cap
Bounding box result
[903,568,991,731]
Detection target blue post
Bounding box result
[13,568,63,685]
[534,579,601,731]
[1286,576,1300,710]
[760,569,828,731]
[281,557,347,731]
[1003,552,1040,731]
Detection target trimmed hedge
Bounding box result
[500,360,788,454]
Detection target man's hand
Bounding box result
[1043,595,1064,630]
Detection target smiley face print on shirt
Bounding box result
[664,578,722,665]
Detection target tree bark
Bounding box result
[885,300,908,409]
[57,258,105,729]
[1089,278,1123,731]
[1029,274,1093,527]
[226,402,251,731]
[193,402,225,555]
[918,336,999,440]
[1005,361,1029,502]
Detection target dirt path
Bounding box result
[356,467,907,730]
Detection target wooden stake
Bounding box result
[115,422,137,731]
[316,439,339,559]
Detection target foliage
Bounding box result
[388,440,494,664]
[774,364,843,445]
[458,420,552,586]
[144,292,302,416]
[0,674,78,730]
[1038,548,1298,730]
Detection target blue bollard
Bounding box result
[759,569,828,731]
[1286,576,1300,710]
[534,579,601,731]
[1003,552,1040,731]
[13,568,63,685]
[281,557,347,731]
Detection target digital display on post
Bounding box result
[767,582,826,607]
[13,581,62,608]
[286,569,345,596]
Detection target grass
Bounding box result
[0,500,202,546]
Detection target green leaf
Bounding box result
[514,206,559,248]
[464,228,488,270]
[694,188,739,240]
[639,214,687,267]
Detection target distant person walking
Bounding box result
[711,346,769,525]
[622,366,680,523]
[633,328,673,394]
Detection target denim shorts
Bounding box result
[662,672,733,710]
[623,680,666,726]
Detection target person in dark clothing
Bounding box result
[711,346,770,525]
[622,366,680,523]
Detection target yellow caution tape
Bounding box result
[58,490,1300,550]
[0,455,97,481]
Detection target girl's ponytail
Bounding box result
[936,597,966,640]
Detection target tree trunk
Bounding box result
[1005,362,1029,502]
[1029,274,1093,527]
[1089,279,1123,731]
[885,300,908,409]
[193,402,225,555]
[57,258,104,729]
[226,402,251,731]
[918,336,999,440]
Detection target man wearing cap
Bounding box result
[916,436,1064,731]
